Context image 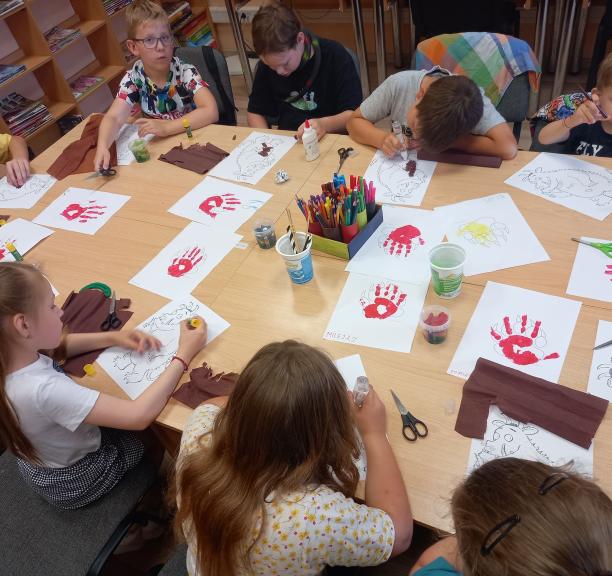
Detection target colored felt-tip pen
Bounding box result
[5,242,23,261]
[182,118,193,138]
[578,85,609,119]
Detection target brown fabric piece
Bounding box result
[417,149,502,168]
[455,357,609,449]
[0,215,10,221]
[59,289,133,376]
[172,362,237,409]
[158,142,228,174]
[47,115,118,180]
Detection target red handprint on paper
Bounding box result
[167,247,204,277]
[490,315,560,366]
[360,283,407,319]
[61,201,107,223]
[381,225,424,257]
[606,264,612,281]
[199,193,242,219]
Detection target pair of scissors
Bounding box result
[571,237,612,258]
[390,390,428,441]
[100,290,122,331]
[337,147,354,173]
[85,167,117,181]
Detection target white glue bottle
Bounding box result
[302,119,320,161]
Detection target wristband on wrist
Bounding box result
[171,355,189,372]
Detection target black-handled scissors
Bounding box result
[100,290,122,331]
[390,389,428,441]
[85,167,117,180]
[337,147,354,173]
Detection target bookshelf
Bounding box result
[0,0,216,155]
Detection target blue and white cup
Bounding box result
[275,231,313,284]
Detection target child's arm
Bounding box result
[83,318,207,430]
[538,99,603,145]
[94,100,132,171]
[294,111,353,141]
[6,135,30,187]
[451,123,517,160]
[353,385,413,556]
[409,537,462,575]
[247,112,270,129]
[134,86,219,138]
[62,330,161,358]
[347,108,405,157]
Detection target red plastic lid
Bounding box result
[305,119,310,129]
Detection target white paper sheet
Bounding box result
[435,193,550,276]
[168,176,272,231]
[324,273,428,353]
[0,173,56,209]
[467,405,593,476]
[0,218,53,261]
[362,149,436,206]
[345,205,446,283]
[33,187,130,235]
[97,296,229,399]
[448,281,581,382]
[208,131,296,185]
[129,222,241,299]
[587,320,612,402]
[504,152,612,220]
[566,237,612,303]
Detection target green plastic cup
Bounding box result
[128,138,150,162]
[429,243,466,299]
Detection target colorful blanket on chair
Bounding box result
[415,32,541,105]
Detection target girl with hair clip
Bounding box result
[0,262,207,509]
[410,458,612,576]
[174,340,413,576]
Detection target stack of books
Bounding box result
[164,1,192,33]
[0,92,53,138]
[175,11,216,48]
[44,26,81,53]
[103,0,131,16]
[69,75,104,99]
[0,63,26,85]
[0,0,23,17]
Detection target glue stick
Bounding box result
[353,376,370,408]
[182,117,193,139]
[5,242,23,262]
[302,119,320,162]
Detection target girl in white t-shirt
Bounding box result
[174,340,414,576]
[0,262,207,509]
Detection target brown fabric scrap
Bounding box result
[158,142,228,174]
[172,362,237,409]
[455,357,608,449]
[417,149,502,168]
[0,215,10,221]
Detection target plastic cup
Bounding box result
[275,231,313,284]
[128,138,150,162]
[253,219,277,249]
[419,305,451,344]
[429,242,466,299]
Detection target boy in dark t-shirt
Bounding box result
[247,3,362,141]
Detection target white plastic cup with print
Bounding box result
[429,242,466,299]
[275,231,314,284]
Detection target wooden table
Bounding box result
[14,122,612,533]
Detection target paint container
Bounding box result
[128,139,150,163]
[419,305,451,344]
[253,219,277,249]
[429,243,466,299]
[275,231,313,284]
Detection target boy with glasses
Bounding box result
[95,0,218,171]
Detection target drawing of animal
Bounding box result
[597,359,612,388]
[377,157,426,203]
[521,167,612,206]
[0,177,48,201]
[113,347,171,384]
[235,136,287,179]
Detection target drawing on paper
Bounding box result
[490,314,560,366]
[0,238,16,260]
[167,246,205,278]
[377,156,427,203]
[198,193,263,219]
[456,217,510,247]
[0,176,51,202]
[377,224,424,257]
[520,167,612,206]
[235,135,287,179]
[60,201,107,223]
[597,360,612,388]
[360,282,407,320]
[258,142,273,156]
[606,264,612,281]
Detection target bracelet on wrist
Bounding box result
[171,355,189,372]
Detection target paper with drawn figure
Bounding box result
[0,173,56,209]
[566,236,612,303]
[33,187,130,235]
[345,205,446,283]
[504,152,612,220]
[435,193,550,276]
[168,176,272,232]
[115,124,153,165]
[0,218,53,261]
[97,296,230,399]
[587,320,612,402]
[208,131,296,185]
[467,405,593,476]
[129,221,241,299]
[362,149,437,207]
[324,273,428,353]
[448,281,581,382]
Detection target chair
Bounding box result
[175,46,237,126]
[0,450,158,576]
[586,2,612,90]
[528,117,568,153]
[146,544,188,576]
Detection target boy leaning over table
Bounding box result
[94,0,218,172]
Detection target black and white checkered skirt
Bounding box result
[17,428,144,510]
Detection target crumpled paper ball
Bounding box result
[275,169,290,184]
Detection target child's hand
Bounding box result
[6,158,30,187]
[134,118,168,138]
[94,147,111,172]
[568,100,604,128]
[114,330,161,353]
[295,119,326,141]
[351,384,387,439]
[380,133,406,158]
[177,316,207,362]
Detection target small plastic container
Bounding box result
[253,219,277,249]
[128,138,150,162]
[419,305,451,344]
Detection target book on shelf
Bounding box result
[176,12,216,48]
[164,0,192,31]
[70,75,104,99]
[0,92,53,137]
[44,26,82,53]
[0,63,26,85]
[0,0,23,17]
[103,0,131,16]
